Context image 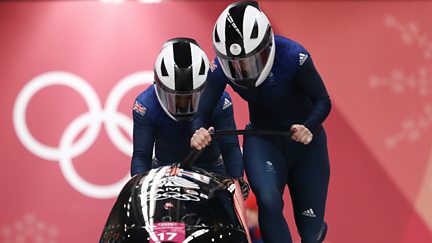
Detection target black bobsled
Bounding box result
[100,129,291,243]
[99,165,250,243]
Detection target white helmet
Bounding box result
[213,1,275,89]
[154,38,209,122]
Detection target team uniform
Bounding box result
[193,34,331,243]
[131,85,243,178]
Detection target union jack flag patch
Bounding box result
[210,60,218,72]
[133,101,147,116]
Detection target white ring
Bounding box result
[58,112,130,199]
[13,72,102,161]
[104,71,153,155]
[13,71,153,198]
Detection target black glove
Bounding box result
[237,177,250,200]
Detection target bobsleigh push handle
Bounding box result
[179,129,293,169]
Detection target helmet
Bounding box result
[154,38,209,122]
[213,1,275,89]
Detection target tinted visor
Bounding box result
[155,85,203,121]
[218,43,272,88]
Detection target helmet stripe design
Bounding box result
[156,45,175,90]
[224,2,246,56]
[173,41,193,91]
[189,42,208,90]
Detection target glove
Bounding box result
[237,177,250,200]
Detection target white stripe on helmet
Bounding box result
[155,44,176,90]
[190,43,209,89]
[243,5,271,54]
[213,9,229,56]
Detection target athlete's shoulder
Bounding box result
[208,58,230,83]
[133,85,161,120]
[275,35,308,54]
[274,35,310,70]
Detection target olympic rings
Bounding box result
[13,71,153,199]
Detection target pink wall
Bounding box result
[1,1,431,242]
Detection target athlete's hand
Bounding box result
[290,124,313,145]
[190,127,214,150]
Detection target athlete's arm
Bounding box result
[191,68,228,150]
[294,55,331,132]
[131,104,155,176]
[213,93,244,178]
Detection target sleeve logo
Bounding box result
[299,52,309,66]
[222,98,232,110]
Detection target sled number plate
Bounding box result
[150,222,185,243]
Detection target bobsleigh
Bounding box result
[99,160,250,243]
[99,129,290,243]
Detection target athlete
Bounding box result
[131,38,249,198]
[190,1,331,243]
